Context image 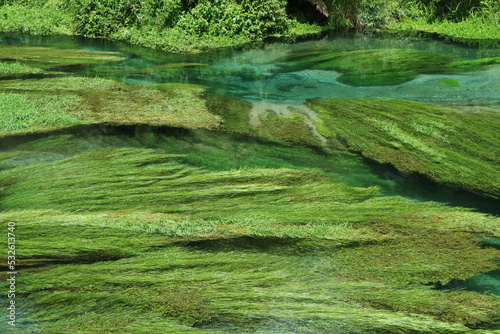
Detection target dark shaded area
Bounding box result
[433,238,500,309]
[8,251,133,269]
[435,270,500,297]
[368,159,500,216]
[176,236,338,255]
[287,0,329,24]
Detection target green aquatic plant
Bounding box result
[0,61,44,78]
[203,94,255,135]
[0,46,125,69]
[283,48,453,86]
[256,110,324,147]
[0,92,83,133]
[447,57,500,71]
[281,48,500,86]
[0,77,224,136]
[0,144,499,333]
[437,78,459,87]
[307,98,500,198]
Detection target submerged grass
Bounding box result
[0,92,83,132]
[0,61,44,79]
[0,46,125,69]
[282,48,500,86]
[0,77,223,136]
[282,48,450,86]
[307,98,500,199]
[0,136,498,333]
[0,36,499,334]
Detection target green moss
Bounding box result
[307,98,500,199]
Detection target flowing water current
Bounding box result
[0,33,499,329]
[3,32,498,212]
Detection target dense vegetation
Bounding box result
[0,0,498,51]
[1,130,500,333]
[0,1,499,332]
[308,98,500,199]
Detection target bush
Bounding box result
[415,0,484,22]
[176,0,289,39]
[65,0,183,37]
[0,4,72,35]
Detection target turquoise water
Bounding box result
[2,32,500,105]
[1,32,499,208]
[1,32,499,300]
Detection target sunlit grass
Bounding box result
[0,92,83,133]
[308,98,500,199]
[0,61,44,78]
[0,77,223,136]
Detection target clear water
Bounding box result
[2,32,499,105]
[2,32,499,211]
[1,32,499,298]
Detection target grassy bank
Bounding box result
[0,0,498,52]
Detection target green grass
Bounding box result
[307,98,500,199]
[0,69,328,148]
[0,61,44,78]
[0,77,224,136]
[388,18,500,44]
[0,92,83,132]
[0,46,125,69]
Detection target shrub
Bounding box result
[176,0,289,39]
[65,0,183,37]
